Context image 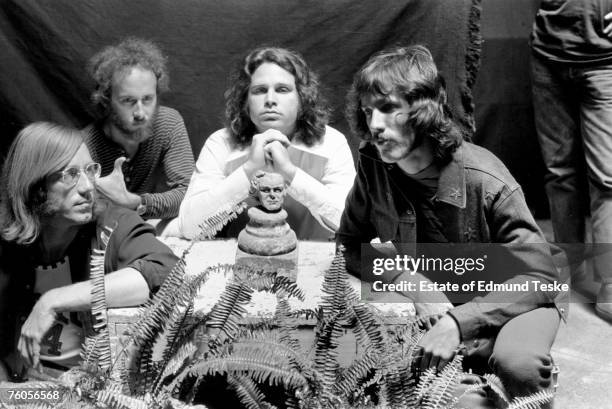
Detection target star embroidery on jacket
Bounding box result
[464,226,477,241]
[484,190,495,203]
[449,188,461,200]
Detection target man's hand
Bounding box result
[96,157,141,210]
[16,292,58,371]
[604,12,612,37]
[264,140,297,183]
[243,129,291,179]
[413,314,461,375]
[414,302,453,330]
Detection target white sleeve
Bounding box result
[178,130,251,239]
[287,129,356,232]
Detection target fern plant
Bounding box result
[0,204,554,409]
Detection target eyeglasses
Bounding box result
[57,163,101,187]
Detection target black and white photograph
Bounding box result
[0,0,610,408]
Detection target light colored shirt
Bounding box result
[179,126,356,240]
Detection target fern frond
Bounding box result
[274,298,302,353]
[227,374,274,409]
[206,279,254,349]
[196,202,247,240]
[96,388,148,409]
[482,372,510,405]
[420,355,463,409]
[347,304,387,353]
[312,317,343,401]
[158,341,198,382]
[319,247,352,316]
[414,367,438,402]
[383,362,414,408]
[86,245,111,370]
[269,276,305,301]
[508,390,554,409]
[178,355,308,390]
[335,350,379,397]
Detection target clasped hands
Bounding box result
[243,129,297,183]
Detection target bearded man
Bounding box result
[84,38,194,220]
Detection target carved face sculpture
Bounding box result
[256,172,287,211]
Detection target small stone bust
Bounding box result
[254,172,287,212]
[237,172,297,256]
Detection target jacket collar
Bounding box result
[359,141,467,209]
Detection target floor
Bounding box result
[535,220,612,408]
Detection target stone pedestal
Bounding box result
[236,206,298,280]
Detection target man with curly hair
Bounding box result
[179,47,355,240]
[84,38,194,221]
[338,45,562,407]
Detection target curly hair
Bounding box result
[88,37,169,117]
[224,47,329,148]
[0,122,84,244]
[346,45,462,165]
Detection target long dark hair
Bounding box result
[346,45,462,164]
[224,47,329,148]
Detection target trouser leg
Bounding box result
[488,307,560,406]
[578,65,612,286]
[531,56,588,274]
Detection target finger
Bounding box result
[113,157,127,173]
[261,129,291,146]
[411,348,423,376]
[438,352,453,374]
[420,349,432,375]
[430,354,441,374]
[17,336,26,363]
[605,12,612,21]
[31,343,41,372]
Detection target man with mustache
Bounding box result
[338,45,563,407]
[0,122,178,381]
[84,38,194,220]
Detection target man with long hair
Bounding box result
[339,45,562,406]
[179,47,355,240]
[84,37,194,220]
[0,122,177,381]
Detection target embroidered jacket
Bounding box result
[337,141,566,342]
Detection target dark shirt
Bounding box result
[0,205,178,380]
[532,0,612,64]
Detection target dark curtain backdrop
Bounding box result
[0,0,479,159]
[474,0,547,217]
[0,0,549,216]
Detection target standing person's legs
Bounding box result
[579,64,612,321]
[531,56,588,275]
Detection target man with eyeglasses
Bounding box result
[84,37,194,220]
[0,122,177,381]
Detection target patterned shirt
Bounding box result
[84,106,194,219]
